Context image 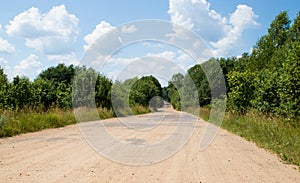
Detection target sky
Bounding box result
[0,0,299,82]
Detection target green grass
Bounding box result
[0,105,151,138]
[112,105,151,117]
[198,107,300,169]
[0,109,76,137]
[131,105,151,115]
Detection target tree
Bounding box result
[289,12,300,42]
[268,11,291,48]
[0,67,9,108]
[95,74,112,109]
[9,76,33,109]
[277,41,300,119]
[250,11,291,70]
[72,67,98,108]
[167,73,184,110]
[129,75,163,107]
[227,70,255,113]
[187,64,210,106]
[38,63,75,85]
[32,78,56,110]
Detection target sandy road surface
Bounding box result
[0,108,299,182]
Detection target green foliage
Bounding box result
[0,109,76,137]
[38,63,75,84]
[187,64,211,106]
[129,75,163,107]
[168,58,228,110]
[251,69,281,114]
[0,67,9,108]
[72,67,97,108]
[226,11,299,120]
[167,73,184,110]
[249,11,291,71]
[277,41,300,120]
[0,64,118,137]
[111,77,138,112]
[8,76,33,109]
[95,74,112,109]
[289,12,300,41]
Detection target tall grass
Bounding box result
[198,107,300,169]
[0,105,151,138]
[0,109,76,137]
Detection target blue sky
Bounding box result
[0,0,299,81]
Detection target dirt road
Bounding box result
[0,108,299,182]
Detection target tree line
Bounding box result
[0,64,163,113]
[166,11,300,121]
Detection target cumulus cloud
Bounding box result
[168,0,258,57]
[14,54,42,78]
[6,5,79,55]
[83,21,116,50]
[0,37,15,53]
[210,5,258,56]
[169,0,227,41]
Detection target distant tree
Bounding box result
[129,75,163,107]
[167,73,184,110]
[187,64,210,106]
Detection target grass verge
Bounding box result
[198,107,300,169]
[0,105,151,138]
[0,109,76,137]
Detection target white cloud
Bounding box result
[0,37,15,53]
[168,0,258,57]
[229,5,258,28]
[0,57,10,70]
[146,51,176,60]
[142,42,164,48]
[6,5,79,55]
[210,5,258,56]
[83,21,116,50]
[0,57,8,65]
[121,25,137,33]
[107,57,138,66]
[14,54,42,78]
[0,58,11,78]
[147,50,195,70]
[110,56,187,86]
[47,52,79,65]
[169,0,227,41]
